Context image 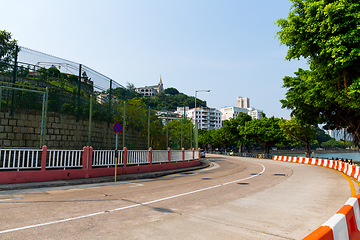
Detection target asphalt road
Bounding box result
[0,154,355,240]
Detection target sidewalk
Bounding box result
[0,160,209,191]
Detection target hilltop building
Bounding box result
[135,76,164,97]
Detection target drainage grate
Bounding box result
[274,173,286,176]
[202,178,212,180]
[250,173,260,175]
[238,182,249,185]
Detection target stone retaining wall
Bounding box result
[0,107,147,149]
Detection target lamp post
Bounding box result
[195,90,210,150]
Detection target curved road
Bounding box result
[0,154,355,239]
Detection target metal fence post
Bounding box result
[148,106,150,148]
[42,87,49,147]
[76,64,82,122]
[10,45,19,117]
[0,86,2,110]
[123,101,126,148]
[108,79,112,124]
[166,111,169,148]
[88,94,93,147]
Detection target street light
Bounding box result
[194,90,210,150]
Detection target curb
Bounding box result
[0,160,210,191]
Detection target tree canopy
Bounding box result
[277,0,360,147]
[243,117,287,154]
[0,30,18,72]
[279,118,316,157]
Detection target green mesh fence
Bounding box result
[0,46,195,150]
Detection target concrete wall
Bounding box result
[0,107,147,150]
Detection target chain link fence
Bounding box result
[0,46,195,150]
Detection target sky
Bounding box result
[1,0,309,118]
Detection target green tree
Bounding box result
[211,126,235,153]
[164,87,179,95]
[277,0,360,147]
[279,118,316,157]
[243,117,287,154]
[167,118,194,150]
[230,112,252,152]
[0,30,18,73]
[198,129,216,150]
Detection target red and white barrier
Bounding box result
[272,155,360,240]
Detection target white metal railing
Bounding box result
[194,150,200,159]
[0,148,198,171]
[127,150,149,165]
[185,151,193,161]
[92,150,123,167]
[0,149,42,170]
[47,149,82,169]
[171,150,183,162]
[152,150,168,164]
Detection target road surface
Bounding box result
[0,154,355,239]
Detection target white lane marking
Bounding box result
[0,162,266,234]
[0,198,21,202]
[129,183,144,188]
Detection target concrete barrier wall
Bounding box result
[272,155,360,240]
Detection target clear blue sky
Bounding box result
[1,0,308,118]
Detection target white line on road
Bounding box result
[0,162,266,234]
[0,198,21,201]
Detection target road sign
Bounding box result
[113,122,123,134]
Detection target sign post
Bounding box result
[113,122,123,182]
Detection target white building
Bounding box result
[94,92,118,104]
[155,111,182,126]
[135,76,164,97]
[247,107,264,120]
[186,107,222,130]
[175,107,190,117]
[221,97,264,121]
[220,106,248,121]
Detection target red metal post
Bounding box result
[82,146,88,170]
[123,147,127,168]
[182,148,185,162]
[41,145,47,171]
[149,147,153,165]
[192,148,195,161]
[198,148,201,160]
[168,147,171,163]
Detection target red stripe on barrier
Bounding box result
[303,226,334,240]
[337,204,360,240]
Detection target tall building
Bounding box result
[237,97,250,108]
[186,107,222,130]
[135,76,164,97]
